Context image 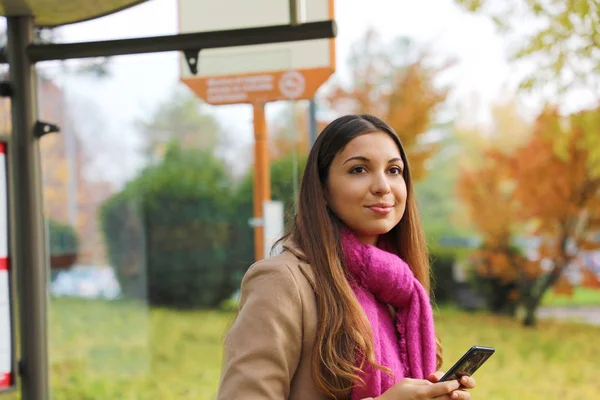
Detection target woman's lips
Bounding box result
[366,205,393,215]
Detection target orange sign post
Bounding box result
[252,103,270,259]
[179,0,336,260]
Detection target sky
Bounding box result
[0,0,578,185]
[52,0,512,117]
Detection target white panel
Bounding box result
[0,153,7,259]
[263,200,284,258]
[198,48,292,76]
[180,0,289,31]
[0,273,8,307]
[178,0,332,77]
[179,0,328,32]
[0,272,9,374]
[0,147,10,382]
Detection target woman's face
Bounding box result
[325,131,407,245]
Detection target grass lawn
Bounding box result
[541,287,600,307]
[435,306,600,399]
[3,298,599,399]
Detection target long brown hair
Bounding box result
[281,114,441,398]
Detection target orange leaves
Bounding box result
[481,106,600,246]
[457,156,516,247]
[325,30,451,180]
[537,241,560,260]
[385,62,448,140]
[504,109,600,259]
[489,252,519,282]
[553,275,575,296]
[456,99,531,265]
[471,248,522,283]
[269,105,328,161]
[459,105,600,294]
[581,268,600,289]
[523,260,543,279]
[579,239,600,252]
[457,151,523,283]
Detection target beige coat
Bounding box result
[216,246,375,400]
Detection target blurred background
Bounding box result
[1,0,599,399]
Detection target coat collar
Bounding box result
[282,238,307,262]
[281,239,315,289]
[283,238,396,319]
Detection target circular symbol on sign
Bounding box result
[279,70,306,99]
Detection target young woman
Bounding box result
[217,114,476,399]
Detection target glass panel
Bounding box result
[0,89,10,139]
[31,10,292,398]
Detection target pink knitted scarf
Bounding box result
[341,229,437,399]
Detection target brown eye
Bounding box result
[389,166,403,175]
[349,166,367,174]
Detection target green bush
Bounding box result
[270,153,307,225]
[48,219,79,256]
[100,147,310,309]
[430,250,456,304]
[100,142,238,308]
[467,244,523,316]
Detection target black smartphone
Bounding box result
[439,346,495,382]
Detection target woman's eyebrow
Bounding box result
[343,156,370,165]
[343,156,403,164]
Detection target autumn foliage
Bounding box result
[324,30,452,180]
[502,107,600,295]
[454,0,600,96]
[458,106,600,325]
[269,104,329,161]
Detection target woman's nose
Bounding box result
[370,172,391,195]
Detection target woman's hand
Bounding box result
[374,376,469,400]
[428,370,476,399]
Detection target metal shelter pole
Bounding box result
[289,0,307,25]
[308,99,317,147]
[0,20,336,64]
[6,16,49,400]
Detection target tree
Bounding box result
[497,106,600,325]
[135,87,224,162]
[459,105,600,326]
[100,141,236,308]
[455,99,531,242]
[413,129,474,304]
[269,102,329,161]
[453,0,600,97]
[415,127,471,244]
[456,99,533,315]
[457,154,523,315]
[452,0,600,183]
[325,30,452,180]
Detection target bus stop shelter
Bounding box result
[0,1,335,399]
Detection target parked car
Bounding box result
[50,265,121,300]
